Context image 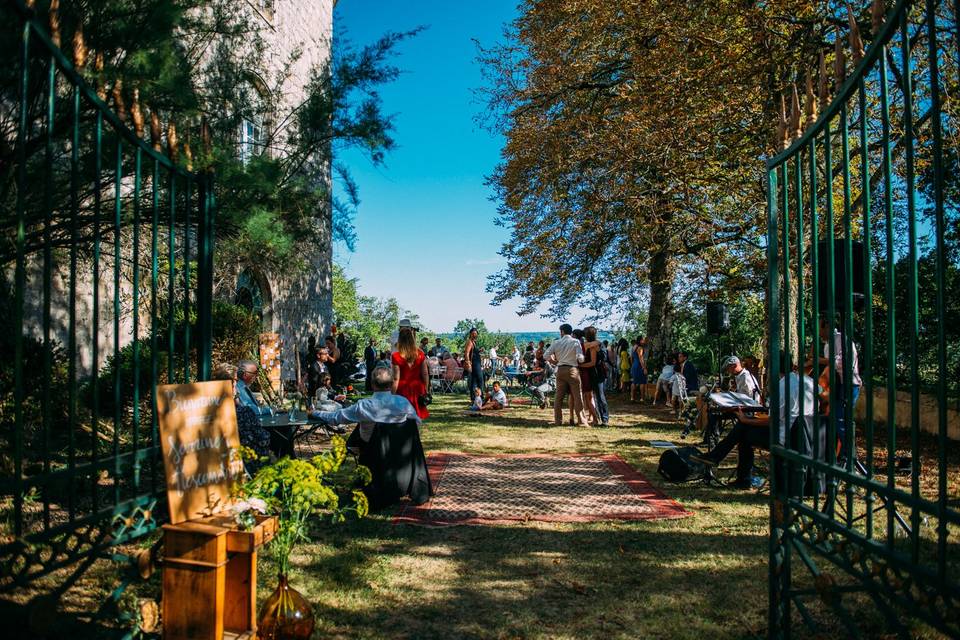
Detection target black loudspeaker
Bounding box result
[816,239,865,312]
[706,301,730,335]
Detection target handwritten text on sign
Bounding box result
[157,380,245,524]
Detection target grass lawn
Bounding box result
[3,389,955,639]
[275,392,772,640]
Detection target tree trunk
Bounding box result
[645,248,674,365]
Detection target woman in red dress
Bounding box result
[392,327,430,419]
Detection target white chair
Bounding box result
[429,364,445,392]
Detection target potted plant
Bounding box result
[236,436,371,640]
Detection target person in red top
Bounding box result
[391,326,430,419]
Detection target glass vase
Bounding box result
[256,574,315,640]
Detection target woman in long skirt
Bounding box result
[629,336,648,403]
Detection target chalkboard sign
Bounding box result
[157,380,245,525]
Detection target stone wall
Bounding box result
[855,386,960,441]
[242,0,334,379]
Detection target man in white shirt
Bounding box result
[543,324,588,426]
[724,355,761,402]
[314,366,421,443]
[701,354,759,444]
[817,316,861,453]
[694,354,816,489]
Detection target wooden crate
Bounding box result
[162,514,276,640]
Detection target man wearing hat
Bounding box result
[723,355,761,403]
[391,318,417,353]
[702,354,762,444]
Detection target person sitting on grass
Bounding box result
[471,388,484,411]
[472,381,509,411]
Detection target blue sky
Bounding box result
[332,1,587,334]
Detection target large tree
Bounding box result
[478,0,859,360]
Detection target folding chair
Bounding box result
[440,365,463,393]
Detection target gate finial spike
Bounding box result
[112,79,127,123]
[790,84,802,140]
[131,88,144,137]
[847,3,865,65]
[49,0,61,47]
[776,94,788,151]
[872,0,885,33]
[95,53,107,101]
[150,111,162,152]
[805,72,817,129]
[167,121,179,162]
[184,134,193,171]
[200,116,213,171]
[834,28,846,88]
[818,51,829,107]
[73,23,86,70]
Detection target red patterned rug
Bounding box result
[393,453,691,526]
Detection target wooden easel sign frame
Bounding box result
[157,380,245,525]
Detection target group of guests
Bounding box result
[603,337,700,410]
[304,332,345,400]
[532,324,611,426]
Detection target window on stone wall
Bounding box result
[238,116,264,164]
[236,269,274,332]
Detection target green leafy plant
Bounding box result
[238,437,371,576]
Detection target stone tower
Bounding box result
[225,0,335,379]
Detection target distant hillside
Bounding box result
[440,330,615,345]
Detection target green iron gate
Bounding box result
[766,0,958,637]
[1,0,214,597]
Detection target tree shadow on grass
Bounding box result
[303,521,772,640]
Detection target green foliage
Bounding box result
[210,300,262,366]
[331,263,423,352]
[93,300,258,414]
[240,436,369,576]
[870,252,960,396]
[239,208,295,262]
[1,1,419,277]
[449,319,519,356]
[669,294,766,375]
[0,278,71,465]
